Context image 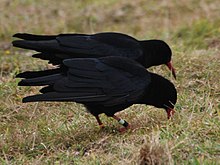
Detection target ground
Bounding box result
[0,0,220,164]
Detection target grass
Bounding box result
[0,0,220,164]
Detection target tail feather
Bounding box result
[32,53,70,65]
[13,33,57,41]
[39,85,54,93]
[22,92,106,103]
[18,73,64,86]
[32,53,51,60]
[16,68,63,78]
[12,40,60,52]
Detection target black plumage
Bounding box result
[18,56,177,131]
[13,32,176,79]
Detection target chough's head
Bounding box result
[142,72,177,119]
[141,40,176,79]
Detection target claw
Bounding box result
[118,124,131,133]
[99,123,105,129]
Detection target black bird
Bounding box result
[12,32,176,79]
[18,56,177,132]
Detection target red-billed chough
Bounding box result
[12,32,176,79]
[17,56,177,132]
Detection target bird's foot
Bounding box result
[99,124,105,129]
[112,115,130,132]
[118,124,131,133]
[166,108,175,119]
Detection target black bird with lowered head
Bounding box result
[17,56,177,132]
[12,32,176,79]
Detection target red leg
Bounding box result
[166,108,175,119]
[95,115,105,128]
[112,115,130,132]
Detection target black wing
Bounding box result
[12,32,143,65]
[20,56,151,106]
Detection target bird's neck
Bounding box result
[139,83,162,108]
[139,41,155,68]
[140,73,176,111]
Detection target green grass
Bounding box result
[1,0,220,164]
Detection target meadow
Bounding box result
[0,0,219,164]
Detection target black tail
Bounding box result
[16,68,63,78]
[13,33,57,41]
[18,73,64,86]
[12,40,60,52]
[39,85,54,93]
[22,92,75,102]
[22,92,106,103]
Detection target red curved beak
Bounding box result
[166,61,176,79]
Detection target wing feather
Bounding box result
[21,57,151,106]
[13,32,143,66]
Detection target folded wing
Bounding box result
[12,32,143,66]
[20,56,151,106]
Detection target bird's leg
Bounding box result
[95,115,105,128]
[112,115,130,132]
[166,108,175,119]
